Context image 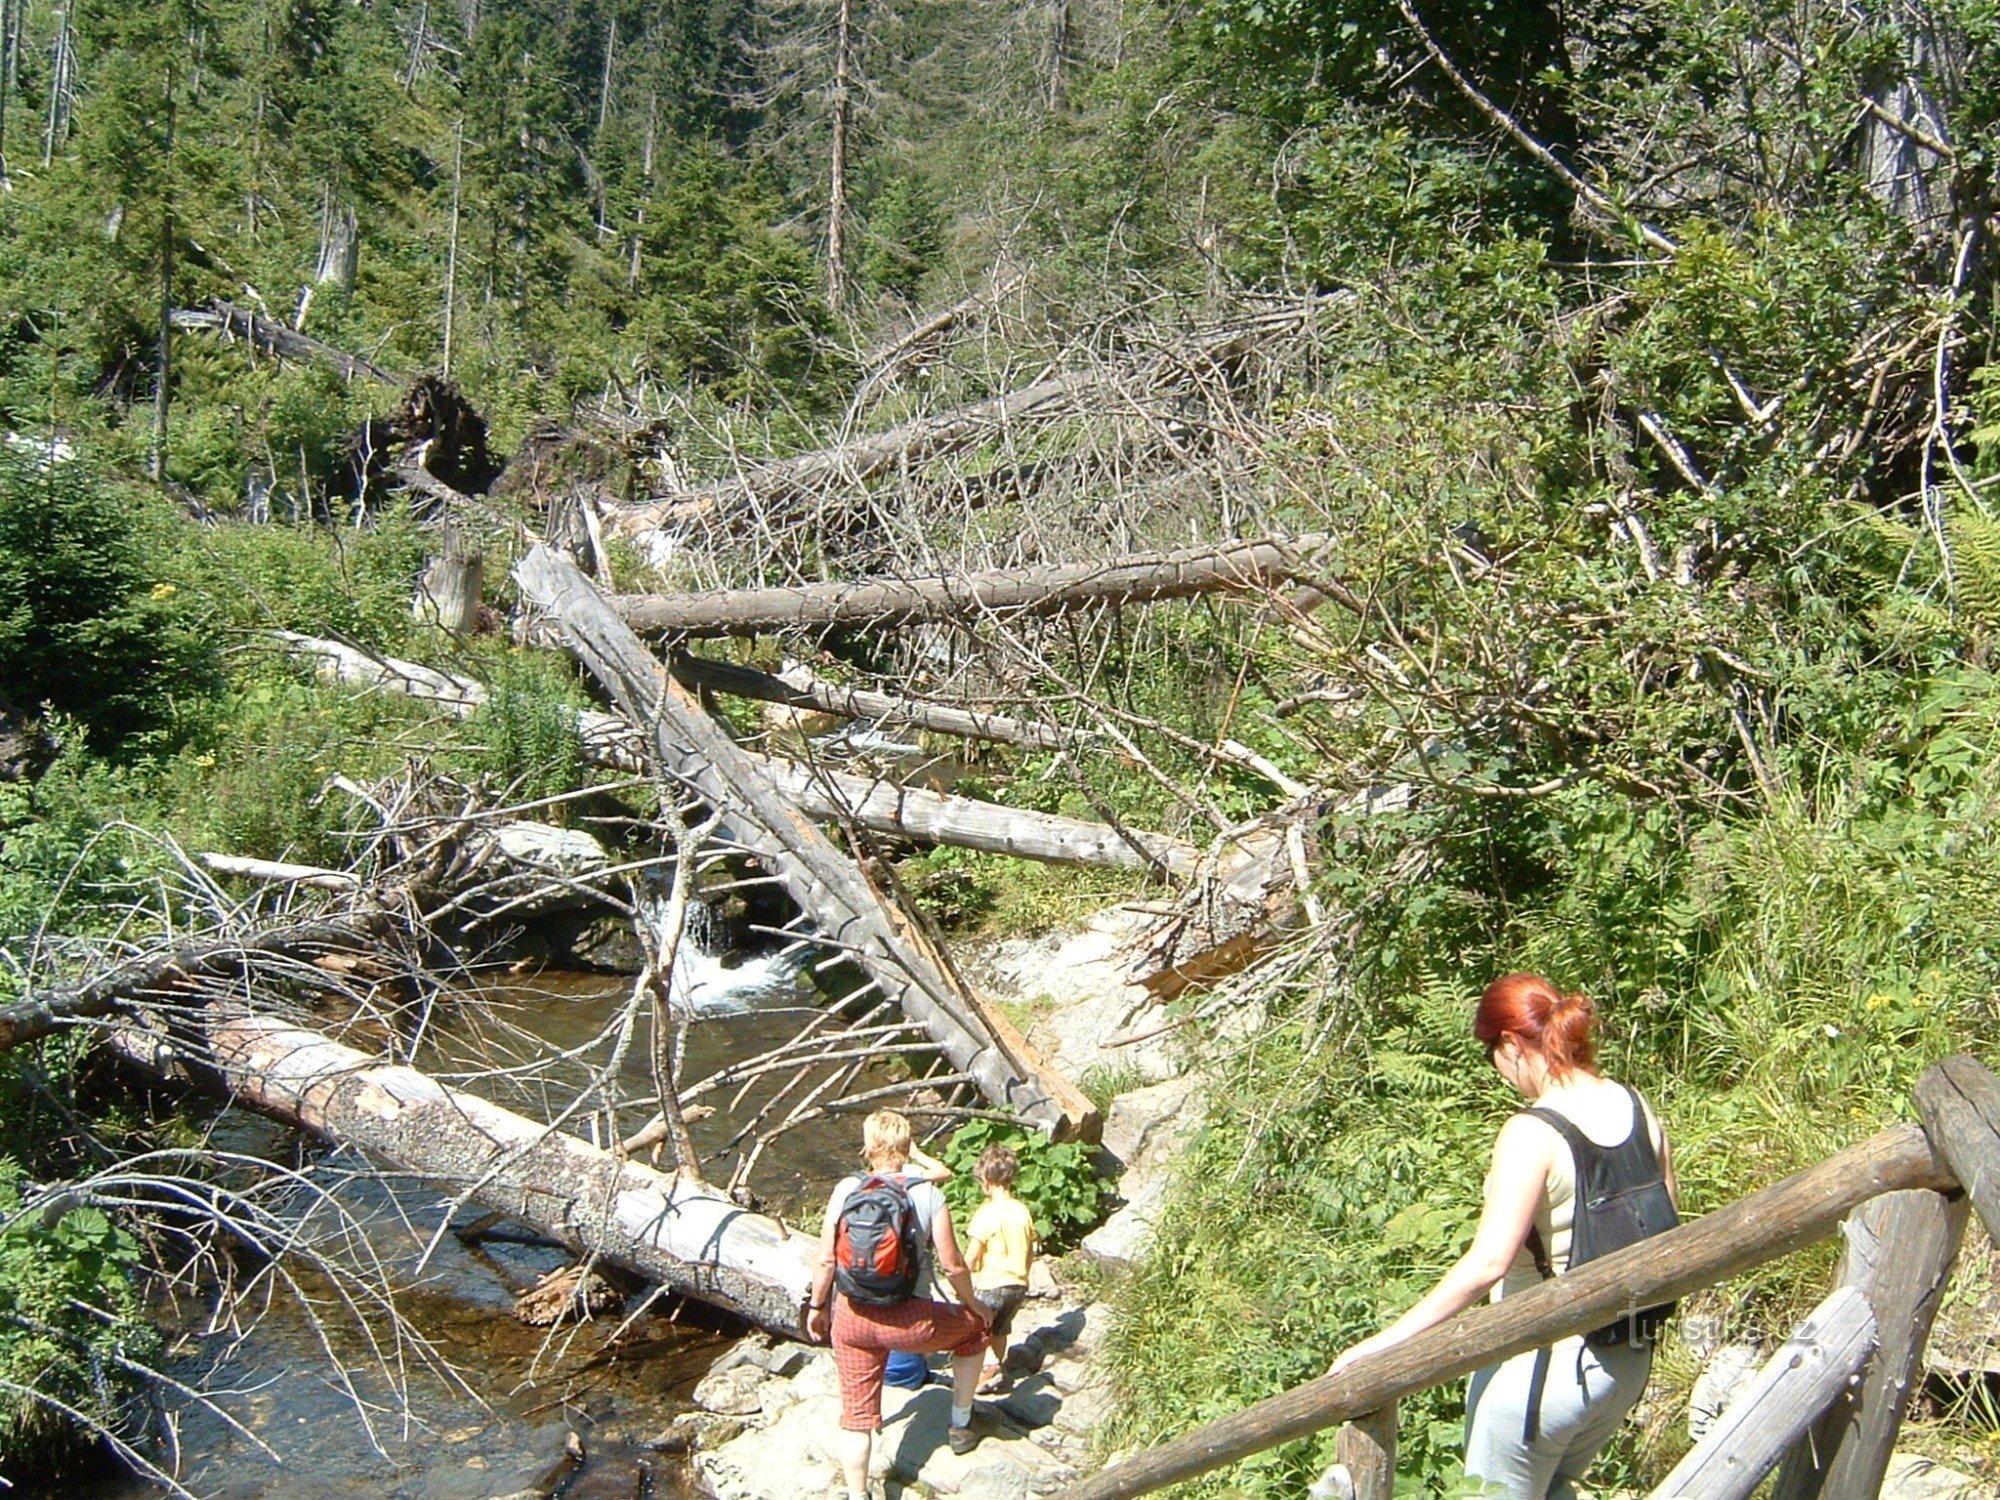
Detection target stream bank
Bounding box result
[682,908,1213,1498]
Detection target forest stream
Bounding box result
[79,927,880,1500]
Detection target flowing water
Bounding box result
[79,919,894,1499]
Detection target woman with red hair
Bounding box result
[1329,974,1677,1499]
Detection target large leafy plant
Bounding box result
[0,1151,153,1471]
[940,1119,1110,1249]
[0,448,216,755]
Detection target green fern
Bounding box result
[1947,509,2000,629]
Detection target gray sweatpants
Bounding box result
[1462,1335,1653,1499]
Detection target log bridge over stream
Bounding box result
[1055,1053,2000,1500]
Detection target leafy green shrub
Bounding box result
[940,1119,1109,1249]
[461,649,589,806]
[172,510,429,651]
[0,733,166,955]
[0,1039,156,1477]
[0,448,218,755]
[159,673,435,865]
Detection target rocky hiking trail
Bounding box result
[688,1279,1118,1498]
[682,911,1207,1499]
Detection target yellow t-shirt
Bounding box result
[966,1192,1036,1289]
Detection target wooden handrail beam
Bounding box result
[1056,1123,1953,1500]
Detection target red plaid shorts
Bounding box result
[831,1295,988,1431]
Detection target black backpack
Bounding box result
[1523,1085,1678,1348]
[833,1173,925,1305]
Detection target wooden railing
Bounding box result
[1057,1055,2000,1500]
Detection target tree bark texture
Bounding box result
[1770,1188,1968,1500]
[122,1010,816,1334]
[1334,1405,1397,1500]
[515,545,1094,1138]
[1647,1286,1877,1500]
[1055,1121,1955,1500]
[614,535,1332,636]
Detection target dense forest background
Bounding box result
[4,0,2000,1494]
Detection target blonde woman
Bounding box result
[807,1110,994,1499]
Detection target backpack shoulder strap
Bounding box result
[1520,1104,1594,1169]
[1619,1084,1664,1173]
[1519,1105,1592,1279]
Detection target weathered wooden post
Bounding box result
[1647,1285,1877,1500]
[1769,1188,1967,1500]
[1333,1404,1397,1500]
[1914,1055,2000,1244]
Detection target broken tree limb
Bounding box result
[169,300,402,385]
[600,298,1347,555]
[198,853,364,891]
[0,912,392,1054]
[669,650,1076,752]
[274,632,1200,877]
[515,545,1095,1139]
[118,1009,816,1335]
[614,535,1333,637]
[609,369,1087,547]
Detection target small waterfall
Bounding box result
[639,885,808,1015]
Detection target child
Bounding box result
[963,1143,1037,1393]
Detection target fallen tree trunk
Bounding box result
[117,1009,815,1335]
[606,371,1084,551]
[276,632,1199,877]
[0,913,391,1055]
[615,535,1333,637]
[170,300,402,385]
[516,545,1096,1139]
[762,758,1196,878]
[669,651,1076,752]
